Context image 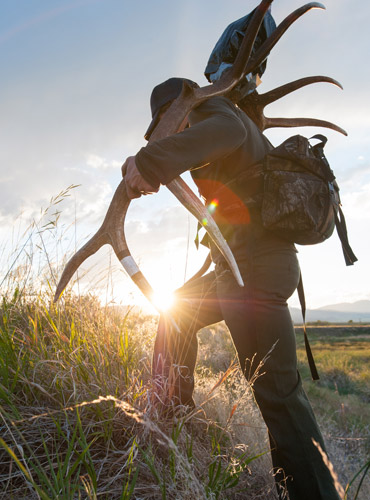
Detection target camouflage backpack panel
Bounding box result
[260,135,340,245]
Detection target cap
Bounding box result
[144,77,198,141]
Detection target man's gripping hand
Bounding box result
[121,156,159,199]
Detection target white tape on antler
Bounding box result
[120,256,140,277]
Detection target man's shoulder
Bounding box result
[195,95,236,113]
[189,96,241,127]
[189,96,272,149]
[192,96,261,131]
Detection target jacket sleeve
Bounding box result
[135,97,247,188]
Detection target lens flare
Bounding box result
[152,289,175,312]
[208,199,219,214]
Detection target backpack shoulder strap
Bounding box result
[297,273,320,381]
[334,207,358,266]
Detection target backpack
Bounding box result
[259,134,357,266]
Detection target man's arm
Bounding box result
[135,97,247,188]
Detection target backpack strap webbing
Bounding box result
[334,207,358,266]
[297,273,320,381]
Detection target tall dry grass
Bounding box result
[0,289,279,499]
[0,194,277,499]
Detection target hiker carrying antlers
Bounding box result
[121,6,347,500]
[126,69,346,500]
[53,3,352,497]
[122,76,340,500]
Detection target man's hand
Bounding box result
[121,156,159,199]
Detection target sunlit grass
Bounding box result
[294,326,370,499]
[0,290,276,499]
[295,328,370,403]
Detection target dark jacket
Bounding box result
[136,96,295,265]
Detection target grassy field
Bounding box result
[295,326,370,499]
[0,292,278,499]
[1,284,368,498]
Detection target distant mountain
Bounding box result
[317,300,370,313]
[290,300,370,324]
[113,301,370,324]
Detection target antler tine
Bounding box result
[239,76,347,135]
[54,229,108,302]
[54,180,181,330]
[198,0,274,98]
[54,180,133,302]
[245,2,325,76]
[186,253,212,284]
[166,177,244,286]
[264,117,347,136]
[259,76,343,106]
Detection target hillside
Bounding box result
[290,300,370,324]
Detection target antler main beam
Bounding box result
[245,3,326,76]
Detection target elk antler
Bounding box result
[54,0,277,304]
[238,76,347,135]
[55,0,346,307]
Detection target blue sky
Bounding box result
[1,0,370,309]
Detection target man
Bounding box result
[121,77,341,500]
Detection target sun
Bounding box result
[151,288,175,312]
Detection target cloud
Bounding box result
[125,205,193,256]
[86,154,121,171]
[341,182,370,220]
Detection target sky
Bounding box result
[1,0,370,311]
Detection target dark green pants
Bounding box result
[152,247,340,500]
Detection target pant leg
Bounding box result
[216,249,341,500]
[152,271,223,407]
